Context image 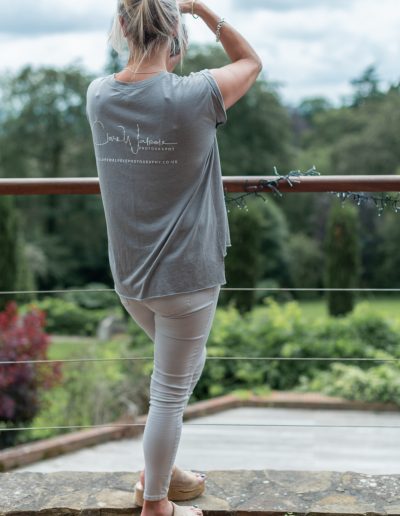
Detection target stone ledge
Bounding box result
[182,391,400,421]
[0,391,398,473]
[1,469,400,515]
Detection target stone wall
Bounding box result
[1,469,400,515]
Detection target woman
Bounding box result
[86,1,262,515]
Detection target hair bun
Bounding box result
[109,0,188,73]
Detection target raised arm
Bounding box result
[194,1,263,110]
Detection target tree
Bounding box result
[0,64,110,289]
[0,196,35,310]
[374,209,400,288]
[297,96,333,123]
[350,64,384,107]
[0,197,20,311]
[292,73,400,297]
[104,46,125,75]
[287,232,324,300]
[257,196,293,289]
[324,198,362,316]
[222,195,294,311]
[222,197,264,313]
[331,89,400,175]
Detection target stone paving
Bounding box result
[1,468,400,515]
[2,406,400,514]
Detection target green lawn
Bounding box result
[291,294,400,322]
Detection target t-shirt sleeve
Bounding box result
[194,69,228,129]
[85,78,98,124]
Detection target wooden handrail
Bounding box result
[0,176,400,195]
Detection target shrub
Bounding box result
[0,301,62,449]
[62,283,118,310]
[194,297,400,401]
[296,361,400,406]
[27,297,108,336]
[324,198,362,316]
[348,301,400,356]
[286,232,324,301]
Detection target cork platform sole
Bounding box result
[133,468,206,507]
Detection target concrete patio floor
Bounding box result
[11,406,400,475]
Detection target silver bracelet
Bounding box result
[216,18,225,43]
[191,0,199,19]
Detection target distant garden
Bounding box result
[1,294,399,451]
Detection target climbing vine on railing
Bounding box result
[224,166,400,215]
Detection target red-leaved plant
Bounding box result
[0,301,63,449]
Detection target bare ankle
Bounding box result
[142,497,170,514]
[143,498,168,504]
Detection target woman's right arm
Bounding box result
[193,1,263,111]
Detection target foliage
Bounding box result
[0,301,62,449]
[374,209,400,288]
[297,362,400,405]
[330,90,400,175]
[350,64,385,107]
[6,297,400,446]
[223,195,294,312]
[257,197,293,288]
[192,298,400,404]
[286,232,324,300]
[0,196,37,310]
[297,66,400,176]
[297,96,334,122]
[26,297,109,336]
[16,333,143,446]
[0,64,96,180]
[222,199,265,313]
[324,198,362,316]
[0,64,110,290]
[0,197,19,311]
[62,283,120,310]
[104,47,124,75]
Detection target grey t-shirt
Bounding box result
[86,69,231,300]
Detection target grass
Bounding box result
[286,294,400,322]
[47,333,131,360]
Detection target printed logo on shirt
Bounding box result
[91,118,178,165]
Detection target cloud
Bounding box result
[0,0,398,108]
[0,0,114,36]
[231,0,350,11]
[0,31,109,76]
[226,0,400,105]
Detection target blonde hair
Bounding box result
[108,0,188,74]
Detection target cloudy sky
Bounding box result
[0,0,399,107]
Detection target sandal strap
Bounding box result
[171,501,200,515]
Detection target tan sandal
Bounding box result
[170,501,203,515]
[134,465,206,507]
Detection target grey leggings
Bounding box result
[118,284,221,501]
